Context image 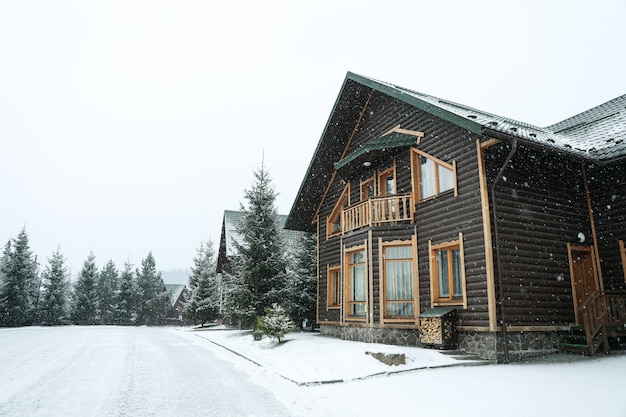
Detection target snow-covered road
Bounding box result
[0,326,294,417]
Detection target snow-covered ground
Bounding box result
[1,326,624,417]
[179,327,626,417]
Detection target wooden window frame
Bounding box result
[343,243,368,322]
[618,240,626,282]
[378,164,397,197]
[327,265,341,309]
[360,176,376,201]
[379,237,419,324]
[429,233,467,308]
[410,148,457,203]
[326,184,350,239]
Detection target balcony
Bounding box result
[342,194,414,233]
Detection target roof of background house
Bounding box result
[164,284,186,306]
[220,210,304,259]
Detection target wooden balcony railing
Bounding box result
[342,194,414,233]
[580,291,626,354]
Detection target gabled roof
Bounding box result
[164,284,186,307]
[285,72,626,232]
[218,210,305,267]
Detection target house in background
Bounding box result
[216,210,305,313]
[164,284,188,324]
[286,72,626,361]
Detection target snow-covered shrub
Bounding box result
[256,303,295,343]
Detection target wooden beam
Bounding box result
[313,90,374,224]
[476,139,497,331]
[581,163,604,291]
[619,240,626,281]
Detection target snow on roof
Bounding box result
[356,73,626,161]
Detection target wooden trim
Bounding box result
[620,240,626,283]
[360,175,376,201]
[377,162,397,197]
[313,90,374,224]
[429,237,466,307]
[381,124,425,144]
[326,184,350,239]
[327,264,341,309]
[412,231,420,326]
[368,231,374,325]
[452,160,458,197]
[342,241,369,323]
[581,163,604,291]
[316,218,320,324]
[476,139,497,331]
[480,138,500,149]
[379,236,419,325]
[410,147,456,203]
[428,239,435,308]
[459,232,468,309]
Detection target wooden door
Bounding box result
[569,246,599,324]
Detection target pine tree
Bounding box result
[40,247,70,325]
[71,253,99,325]
[97,260,119,325]
[226,165,288,328]
[116,262,137,325]
[136,252,169,325]
[183,241,220,325]
[0,229,39,327]
[257,303,295,343]
[286,232,317,330]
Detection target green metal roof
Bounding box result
[334,131,418,172]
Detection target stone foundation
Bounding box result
[320,324,561,362]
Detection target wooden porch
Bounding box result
[341,194,414,233]
[559,291,626,355]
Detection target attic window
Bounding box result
[547,138,555,143]
[488,121,498,126]
[466,115,477,119]
[564,144,572,149]
[529,133,537,138]
[509,127,518,133]
[616,139,624,144]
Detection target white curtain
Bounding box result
[385,246,414,316]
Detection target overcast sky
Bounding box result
[1,0,625,276]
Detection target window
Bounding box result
[327,265,341,308]
[327,184,349,238]
[378,167,396,196]
[381,240,417,322]
[361,177,375,201]
[344,246,367,320]
[411,148,456,202]
[430,235,466,306]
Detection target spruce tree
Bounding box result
[136,252,169,325]
[226,165,287,328]
[0,229,39,327]
[286,232,317,330]
[116,262,137,325]
[71,253,99,325]
[40,247,70,325]
[97,260,119,325]
[183,241,219,325]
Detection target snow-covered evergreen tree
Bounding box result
[285,232,317,330]
[0,229,40,327]
[71,253,100,325]
[116,261,137,325]
[40,247,70,325]
[97,260,119,325]
[226,165,288,328]
[183,241,219,325]
[257,303,295,343]
[135,252,169,325]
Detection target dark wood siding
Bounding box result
[317,90,490,328]
[484,143,589,326]
[588,160,626,291]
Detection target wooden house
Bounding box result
[164,284,188,324]
[285,72,626,361]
